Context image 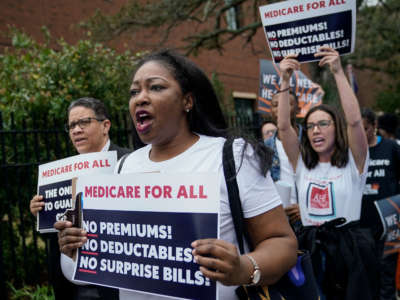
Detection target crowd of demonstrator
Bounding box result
[29,48,400,300]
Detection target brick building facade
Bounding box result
[0,0,374,117]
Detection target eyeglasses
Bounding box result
[264,129,277,136]
[65,117,104,132]
[305,120,333,131]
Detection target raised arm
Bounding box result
[315,46,368,173]
[277,54,301,171]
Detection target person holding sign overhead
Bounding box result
[30,97,130,300]
[276,46,379,299]
[55,50,298,300]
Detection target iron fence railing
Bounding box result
[0,111,133,296]
[0,110,260,296]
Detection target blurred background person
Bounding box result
[361,107,400,300]
[378,113,400,145]
[260,119,277,142]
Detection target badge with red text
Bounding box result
[306,182,335,217]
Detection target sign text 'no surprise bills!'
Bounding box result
[73,173,220,300]
[259,0,356,63]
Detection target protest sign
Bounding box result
[375,194,400,256]
[259,0,356,63]
[36,151,117,233]
[73,172,219,300]
[258,59,324,117]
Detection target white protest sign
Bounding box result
[36,151,117,233]
[72,172,219,300]
[259,0,356,63]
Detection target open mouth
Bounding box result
[135,111,153,133]
[312,137,325,147]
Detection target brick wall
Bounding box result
[0,0,375,110]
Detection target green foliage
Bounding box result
[0,28,139,295]
[0,27,142,125]
[354,0,400,75]
[374,82,400,113]
[352,0,400,112]
[7,282,54,300]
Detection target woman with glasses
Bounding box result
[277,46,378,300]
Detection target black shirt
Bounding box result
[360,137,400,238]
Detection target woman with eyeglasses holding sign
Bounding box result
[277,46,379,300]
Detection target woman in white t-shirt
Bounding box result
[277,46,378,300]
[55,50,297,300]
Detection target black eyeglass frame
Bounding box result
[64,117,105,132]
[305,119,334,131]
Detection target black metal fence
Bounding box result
[0,111,134,296]
[0,110,260,296]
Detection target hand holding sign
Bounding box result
[315,45,342,74]
[69,173,219,299]
[30,195,44,217]
[279,53,300,81]
[55,220,87,260]
[191,238,244,286]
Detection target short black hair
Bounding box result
[378,113,399,135]
[361,107,376,125]
[67,97,110,120]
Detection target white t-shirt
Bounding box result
[61,134,281,300]
[296,149,368,226]
[275,139,297,206]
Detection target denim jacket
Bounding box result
[264,124,303,182]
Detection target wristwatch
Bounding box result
[244,254,261,286]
